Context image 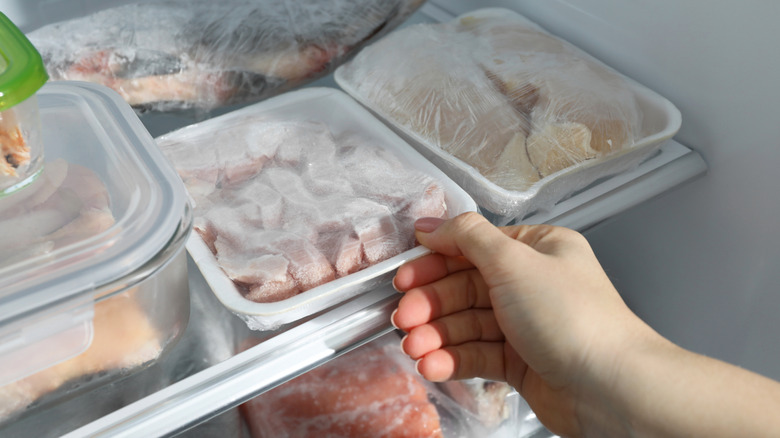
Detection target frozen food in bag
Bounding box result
[27,0,426,114]
[336,8,681,222]
[239,335,443,438]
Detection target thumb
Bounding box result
[414,212,531,276]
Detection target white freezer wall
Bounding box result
[436,0,780,380]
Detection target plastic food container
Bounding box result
[335,8,682,225]
[0,81,192,424]
[0,13,47,196]
[157,87,477,330]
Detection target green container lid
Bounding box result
[0,12,48,111]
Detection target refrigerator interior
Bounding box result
[0,0,730,436]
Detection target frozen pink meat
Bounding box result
[158,117,448,303]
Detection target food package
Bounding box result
[239,336,444,438]
[239,332,537,437]
[335,8,681,224]
[0,288,162,422]
[26,0,426,114]
[438,379,514,429]
[0,161,166,422]
[158,88,477,330]
[0,81,191,427]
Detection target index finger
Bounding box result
[393,252,474,292]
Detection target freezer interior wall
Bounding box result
[434,0,780,380]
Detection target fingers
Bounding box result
[401,309,504,359]
[392,268,492,331]
[393,252,474,292]
[415,342,511,382]
[414,213,530,275]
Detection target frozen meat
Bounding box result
[439,379,514,428]
[0,109,29,178]
[27,0,426,113]
[336,8,643,191]
[0,159,113,265]
[0,159,168,421]
[158,118,448,303]
[0,288,162,421]
[240,339,443,438]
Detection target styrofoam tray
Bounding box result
[334,8,682,226]
[171,87,477,330]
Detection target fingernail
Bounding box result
[390,309,399,329]
[415,217,445,233]
[400,334,408,351]
[414,359,423,376]
[391,276,401,293]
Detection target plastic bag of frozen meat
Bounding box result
[239,332,522,437]
[156,88,476,330]
[336,8,681,224]
[26,0,426,114]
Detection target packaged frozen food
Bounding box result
[0,12,48,195]
[240,336,443,438]
[162,118,445,303]
[0,287,162,420]
[439,379,513,428]
[335,8,681,224]
[27,0,426,114]
[158,87,477,329]
[0,81,191,424]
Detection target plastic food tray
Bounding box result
[167,87,477,330]
[334,8,682,225]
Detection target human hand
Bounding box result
[391,212,656,436]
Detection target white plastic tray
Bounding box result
[169,87,477,330]
[334,7,682,225]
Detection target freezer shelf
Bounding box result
[48,138,703,438]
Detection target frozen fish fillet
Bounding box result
[337,8,642,190]
[240,340,443,438]
[158,118,447,303]
[28,0,426,113]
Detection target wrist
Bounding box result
[573,313,674,437]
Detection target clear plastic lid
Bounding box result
[0,81,188,331]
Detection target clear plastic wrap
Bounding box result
[160,116,446,304]
[239,334,445,437]
[157,87,477,329]
[26,0,426,114]
[239,332,530,438]
[336,8,681,224]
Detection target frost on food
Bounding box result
[239,335,444,437]
[337,8,643,191]
[158,118,448,303]
[26,0,426,113]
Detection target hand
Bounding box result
[391,212,654,436]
